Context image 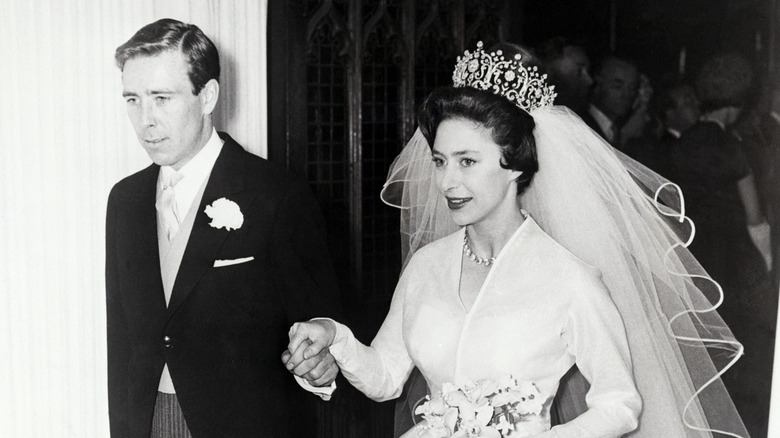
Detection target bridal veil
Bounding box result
[381,99,749,437]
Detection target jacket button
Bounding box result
[163,335,172,348]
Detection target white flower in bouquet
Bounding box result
[513,382,544,415]
[453,405,501,438]
[490,380,544,415]
[413,376,547,438]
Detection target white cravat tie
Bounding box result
[156,166,184,241]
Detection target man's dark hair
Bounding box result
[115,18,220,95]
[593,54,638,80]
[418,86,538,195]
[535,36,568,64]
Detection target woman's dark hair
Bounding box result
[115,18,220,95]
[418,86,538,195]
[695,52,754,112]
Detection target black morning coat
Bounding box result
[106,133,342,437]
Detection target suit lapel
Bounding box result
[166,135,247,317]
[126,164,168,315]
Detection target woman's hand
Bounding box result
[282,320,339,386]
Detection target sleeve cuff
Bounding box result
[294,375,337,401]
[309,317,350,361]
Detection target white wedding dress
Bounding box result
[329,216,641,437]
[321,40,748,435]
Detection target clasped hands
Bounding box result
[281,319,339,387]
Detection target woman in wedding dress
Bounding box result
[284,42,749,437]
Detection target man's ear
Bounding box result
[200,79,220,115]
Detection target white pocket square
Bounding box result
[213,256,255,267]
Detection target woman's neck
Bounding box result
[466,210,525,258]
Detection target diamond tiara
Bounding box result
[452,41,556,113]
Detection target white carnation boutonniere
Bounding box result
[205,198,244,231]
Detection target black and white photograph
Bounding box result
[2,0,779,437]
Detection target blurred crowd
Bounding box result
[533,36,779,437]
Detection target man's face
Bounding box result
[592,59,639,121]
[122,50,211,170]
[548,46,592,111]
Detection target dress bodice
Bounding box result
[404,221,576,401]
[330,217,641,437]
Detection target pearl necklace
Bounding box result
[463,229,496,266]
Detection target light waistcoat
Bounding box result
[155,129,223,393]
[156,176,210,393]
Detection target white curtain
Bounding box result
[0,1,267,436]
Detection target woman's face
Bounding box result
[432,118,521,228]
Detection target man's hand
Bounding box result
[620,73,653,146]
[282,320,339,386]
[281,347,338,387]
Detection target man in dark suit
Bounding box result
[581,55,649,150]
[106,19,341,437]
[535,36,593,118]
[637,81,701,178]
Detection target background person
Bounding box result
[581,55,652,151]
[670,51,773,437]
[535,36,593,117]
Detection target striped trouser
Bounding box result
[150,392,193,438]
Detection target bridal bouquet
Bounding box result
[413,376,547,438]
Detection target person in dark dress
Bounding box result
[670,52,773,437]
[646,82,701,178]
